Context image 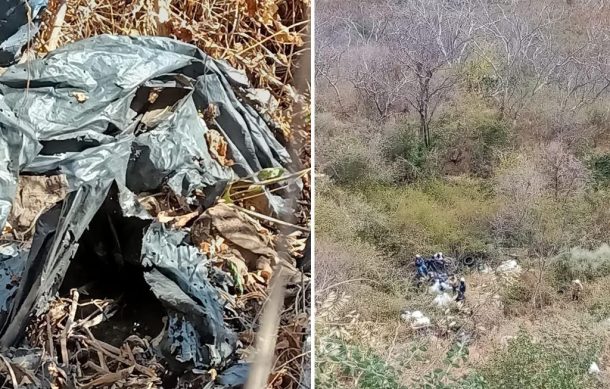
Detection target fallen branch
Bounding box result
[228,203,310,232]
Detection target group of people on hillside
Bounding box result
[415,253,466,303]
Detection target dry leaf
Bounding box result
[191,204,278,272]
[205,129,234,167]
[259,0,279,25]
[259,261,273,282]
[157,211,199,227]
[157,212,174,224]
[147,89,160,104]
[244,0,257,17]
[138,195,161,215]
[203,103,220,122]
[10,175,68,232]
[199,241,211,255]
[174,211,200,228]
[2,222,12,235]
[71,91,88,103]
[274,25,304,46]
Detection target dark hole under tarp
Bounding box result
[58,193,165,348]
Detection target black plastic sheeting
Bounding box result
[0,0,47,66]
[0,34,298,378]
[141,223,236,369]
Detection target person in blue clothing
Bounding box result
[415,254,428,278]
[427,252,446,274]
[455,277,466,302]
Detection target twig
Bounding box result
[0,354,18,389]
[245,267,289,389]
[228,204,309,232]
[237,20,309,55]
[317,278,377,295]
[46,0,67,52]
[60,289,79,365]
[385,322,402,362]
[46,313,54,360]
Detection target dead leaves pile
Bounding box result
[148,197,309,388]
[25,291,163,389]
[35,0,309,141]
[192,203,279,290]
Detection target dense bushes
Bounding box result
[501,272,556,315]
[551,245,610,283]
[318,176,495,258]
[316,336,405,389]
[589,153,610,188]
[480,329,600,388]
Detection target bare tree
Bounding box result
[389,0,476,147]
[540,140,588,200]
[554,18,610,113]
[315,1,352,112]
[351,47,411,119]
[472,0,571,118]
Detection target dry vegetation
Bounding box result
[315,0,610,387]
[37,0,311,156]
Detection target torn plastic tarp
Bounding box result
[141,223,236,370]
[0,0,47,66]
[0,34,297,375]
[215,363,250,388]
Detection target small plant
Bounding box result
[316,336,406,389]
[589,153,610,189]
[413,342,488,389]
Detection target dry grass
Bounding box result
[35,0,310,145]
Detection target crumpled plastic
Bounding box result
[0,0,47,66]
[0,34,297,376]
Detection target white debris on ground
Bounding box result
[496,259,522,274]
[428,279,452,295]
[433,293,454,307]
[400,310,431,329]
[589,362,600,374]
[429,279,443,294]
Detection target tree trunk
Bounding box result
[416,63,433,148]
[419,112,431,148]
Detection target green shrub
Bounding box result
[471,118,509,176]
[480,329,600,389]
[589,154,610,189]
[413,343,488,389]
[316,336,406,389]
[361,179,495,256]
[551,244,610,283]
[382,122,434,182]
[433,95,510,177]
